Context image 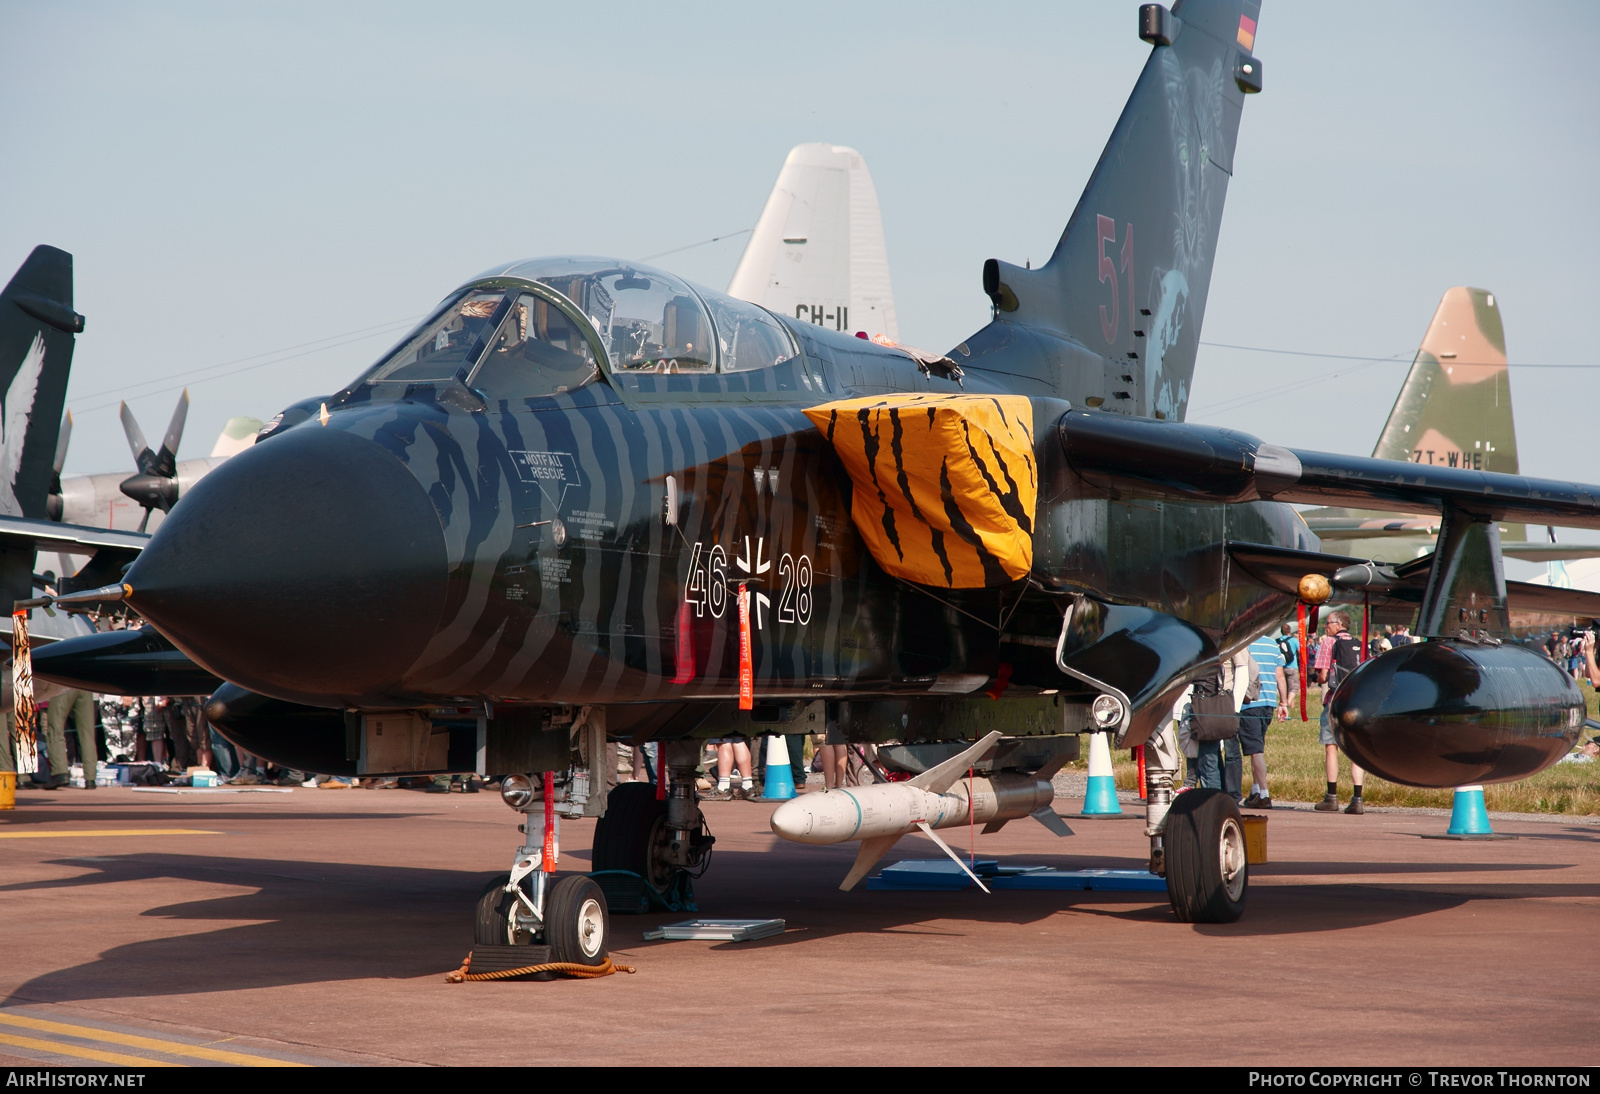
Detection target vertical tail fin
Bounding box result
[1372,287,1515,473]
[961,0,1262,420]
[0,246,81,616]
[0,246,80,520]
[1372,287,1521,542]
[727,143,899,341]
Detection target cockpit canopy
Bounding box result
[352,257,798,401]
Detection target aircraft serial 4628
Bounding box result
[28,0,1600,959]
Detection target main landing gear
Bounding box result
[590,742,714,912]
[1163,790,1247,922]
[1140,722,1247,923]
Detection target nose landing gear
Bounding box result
[475,827,611,965]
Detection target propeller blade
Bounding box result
[119,402,151,471]
[155,390,188,476]
[52,411,71,476]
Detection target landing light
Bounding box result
[501,774,534,811]
[1091,694,1124,728]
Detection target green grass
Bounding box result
[1095,685,1600,815]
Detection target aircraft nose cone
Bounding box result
[126,423,448,706]
[769,796,815,841]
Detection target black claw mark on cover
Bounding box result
[859,408,903,560]
[887,409,926,524]
[939,457,1006,587]
[928,526,953,587]
[958,419,1033,535]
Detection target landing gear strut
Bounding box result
[591,742,713,911]
[475,831,612,964]
[478,717,617,964]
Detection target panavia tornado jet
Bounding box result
[32,0,1600,956]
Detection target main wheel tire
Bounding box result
[546,875,609,965]
[591,781,674,889]
[1164,789,1248,923]
[474,874,537,945]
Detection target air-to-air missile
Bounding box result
[768,732,1074,890]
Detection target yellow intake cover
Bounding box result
[803,394,1036,588]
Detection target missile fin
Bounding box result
[908,730,1003,795]
[1029,806,1075,838]
[840,834,901,892]
[1033,752,1074,782]
[981,819,1007,834]
[914,821,990,894]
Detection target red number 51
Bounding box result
[1096,215,1134,345]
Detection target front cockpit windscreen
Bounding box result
[510,259,715,373]
[364,290,510,384]
[468,294,598,398]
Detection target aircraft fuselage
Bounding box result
[123,305,1313,719]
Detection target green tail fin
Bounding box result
[1372,287,1516,473]
[1372,285,1520,544]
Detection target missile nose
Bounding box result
[126,423,448,706]
[769,796,814,840]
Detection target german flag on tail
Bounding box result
[803,394,1037,589]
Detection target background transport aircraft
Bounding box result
[728,143,899,343]
[1301,286,1600,568]
[51,395,261,535]
[20,0,1600,960]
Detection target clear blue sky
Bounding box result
[2,0,1596,538]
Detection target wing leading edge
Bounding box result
[1059,408,1600,530]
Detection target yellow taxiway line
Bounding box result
[0,1031,176,1067]
[0,1013,306,1066]
[0,828,222,839]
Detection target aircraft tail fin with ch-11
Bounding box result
[27,0,1600,940]
[727,143,899,343]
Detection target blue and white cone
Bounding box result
[1082,731,1123,815]
[762,735,796,800]
[1446,785,1492,836]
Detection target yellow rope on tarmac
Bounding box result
[444,951,635,982]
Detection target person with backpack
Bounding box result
[1312,611,1366,814]
[1274,622,1299,674]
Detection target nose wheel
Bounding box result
[475,874,536,946]
[546,875,609,965]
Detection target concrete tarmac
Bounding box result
[1,783,1595,1066]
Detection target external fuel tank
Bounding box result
[1326,640,1583,788]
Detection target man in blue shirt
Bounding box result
[1240,631,1289,809]
[1274,622,1299,675]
